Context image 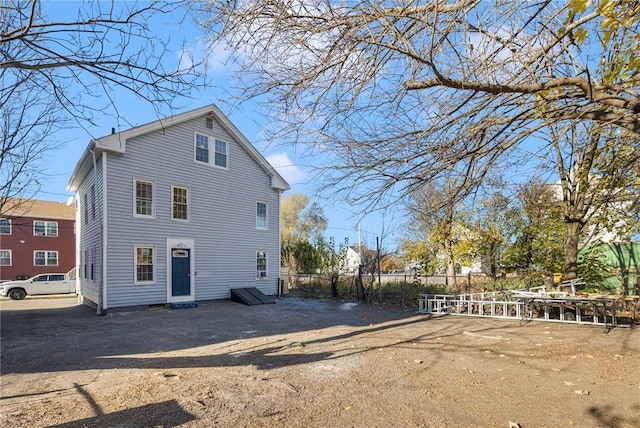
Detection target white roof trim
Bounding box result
[67,104,290,192]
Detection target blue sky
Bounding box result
[34,1,394,250]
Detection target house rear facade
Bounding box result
[0,199,76,281]
[67,105,289,312]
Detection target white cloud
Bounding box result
[265,152,307,186]
[178,40,232,75]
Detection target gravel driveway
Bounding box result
[1,295,639,427]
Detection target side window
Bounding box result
[214,139,227,168]
[0,249,11,266]
[134,179,154,218]
[34,250,58,266]
[256,251,267,279]
[34,221,58,237]
[91,246,95,280]
[172,186,189,221]
[90,185,96,220]
[0,218,11,235]
[33,275,49,282]
[50,274,66,281]
[195,133,210,164]
[135,246,155,283]
[83,193,89,225]
[256,202,267,229]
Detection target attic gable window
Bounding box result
[195,133,209,164]
[205,116,214,129]
[214,140,227,168]
[195,132,228,169]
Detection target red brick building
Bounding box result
[0,199,76,281]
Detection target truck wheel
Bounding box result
[8,289,26,300]
[564,311,576,321]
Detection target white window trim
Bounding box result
[256,201,268,230]
[0,218,11,235]
[33,220,58,237]
[194,131,229,170]
[133,179,155,219]
[134,245,156,285]
[0,249,11,266]
[171,185,190,222]
[256,250,268,279]
[194,131,210,165]
[213,139,229,169]
[33,250,58,266]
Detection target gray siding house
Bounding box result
[67,105,289,312]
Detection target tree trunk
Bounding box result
[355,265,366,301]
[444,239,457,290]
[330,272,339,298]
[564,221,581,280]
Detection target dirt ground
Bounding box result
[1,296,639,428]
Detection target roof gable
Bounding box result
[68,104,290,192]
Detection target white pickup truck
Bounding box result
[0,269,76,300]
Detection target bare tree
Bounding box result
[201,0,639,279]
[0,0,202,212]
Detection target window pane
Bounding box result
[34,251,45,265]
[0,218,10,234]
[136,247,154,282]
[256,202,267,228]
[257,251,267,277]
[215,140,227,167]
[173,187,188,220]
[91,185,96,220]
[136,181,153,216]
[46,222,58,236]
[47,251,58,265]
[196,134,209,163]
[84,193,89,224]
[0,250,10,266]
[34,221,45,236]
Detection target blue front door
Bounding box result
[171,249,191,297]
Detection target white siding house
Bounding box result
[67,105,289,312]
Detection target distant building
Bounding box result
[344,246,362,273]
[0,198,76,281]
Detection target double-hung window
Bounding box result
[83,193,89,225]
[134,179,154,218]
[195,132,228,168]
[135,246,155,283]
[172,186,188,221]
[0,218,10,235]
[90,185,96,220]
[256,202,267,229]
[195,133,210,164]
[214,139,227,168]
[34,250,58,266]
[256,251,267,279]
[0,249,11,266]
[34,220,58,237]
